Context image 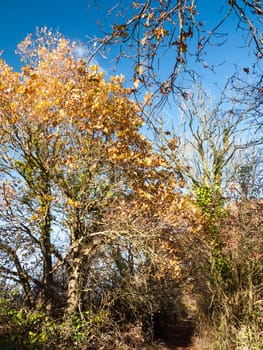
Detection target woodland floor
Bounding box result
[0,320,195,350]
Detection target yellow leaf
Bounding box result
[144,92,153,105]
[67,198,82,208]
[136,64,143,75]
[89,65,99,72]
[133,78,140,89]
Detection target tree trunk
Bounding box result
[0,244,35,307]
[66,261,81,314]
[65,212,100,315]
[39,205,54,313]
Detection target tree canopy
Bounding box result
[88,0,262,105]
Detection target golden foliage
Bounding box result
[0,30,200,308]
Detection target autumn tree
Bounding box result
[0,28,192,328]
[0,28,177,317]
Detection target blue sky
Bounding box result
[0,0,96,68]
[0,0,261,89]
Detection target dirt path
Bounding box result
[156,320,194,350]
